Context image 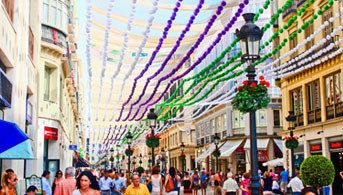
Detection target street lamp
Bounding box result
[147,108,157,166]
[180,142,185,175]
[213,133,220,172]
[161,148,165,173]
[286,111,296,178]
[235,13,263,195]
[133,156,136,170]
[139,154,143,166]
[110,148,115,170]
[126,131,133,176]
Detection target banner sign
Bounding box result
[69,145,77,150]
[44,127,58,140]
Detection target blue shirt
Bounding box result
[112,177,126,191]
[42,177,52,195]
[280,171,288,182]
[99,177,112,190]
[200,174,208,184]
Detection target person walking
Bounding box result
[0,171,17,195]
[99,170,112,195]
[73,171,100,195]
[42,170,52,195]
[223,173,239,195]
[164,167,180,195]
[191,170,200,195]
[280,168,288,195]
[181,172,192,195]
[262,171,273,195]
[54,167,77,195]
[213,171,222,195]
[149,166,162,195]
[200,170,208,195]
[287,172,304,195]
[240,172,250,195]
[124,174,150,195]
[52,170,64,195]
[272,176,282,194]
[111,172,126,195]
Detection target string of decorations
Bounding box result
[113,0,184,121]
[132,0,251,121]
[86,0,93,121]
[120,0,206,121]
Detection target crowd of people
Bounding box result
[0,166,342,195]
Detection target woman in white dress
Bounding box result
[148,166,163,195]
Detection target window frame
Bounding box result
[306,80,321,124]
[325,71,343,119]
[290,87,304,126]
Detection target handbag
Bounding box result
[165,176,175,192]
[147,181,152,192]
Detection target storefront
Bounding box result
[328,137,343,195]
[235,146,246,175]
[293,143,304,169]
[309,140,322,155]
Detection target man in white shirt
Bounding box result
[223,173,239,195]
[99,170,112,195]
[287,172,304,195]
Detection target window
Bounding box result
[41,0,69,32]
[289,32,298,59]
[222,114,227,132]
[290,88,304,126]
[256,110,267,127]
[216,116,222,133]
[325,72,343,119]
[307,80,321,123]
[2,0,14,22]
[273,110,282,127]
[44,66,51,100]
[210,119,215,134]
[305,23,314,49]
[323,7,333,47]
[232,111,245,135]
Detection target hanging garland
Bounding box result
[285,136,299,149]
[179,153,186,160]
[125,148,134,156]
[212,148,221,157]
[232,76,270,114]
[146,134,161,148]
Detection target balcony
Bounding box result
[308,108,321,124]
[41,24,67,50]
[0,69,12,108]
[0,5,16,66]
[326,102,343,120]
[282,1,297,19]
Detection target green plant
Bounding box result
[300,155,335,188]
[179,153,186,160]
[146,134,161,148]
[232,76,270,114]
[136,166,145,174]
[212,148,221,157]
[125,148,134,156]
[285,136,299,149]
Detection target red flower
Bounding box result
[243,80,248,85]
[265,82,270,87]
[238,86,243,91]
[259,76,265,80]
[251,82,257,88]
[259,80,265,84]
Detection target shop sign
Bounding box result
[69,145,77,150]
[44,127,58,140]
[310,144,322,152]
[235,146,245,154]
[257,150,268,161]
[329,141,343,149]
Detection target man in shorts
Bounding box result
[200,170,208,195]
[280,168,289,195]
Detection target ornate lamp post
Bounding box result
[139,154,143,166]
[213,133,220,172]
[147,108,158,166]
[126,131,133,177]
[286,111,296,178]
[110,147,115,171]
[235,13,263,195]
[133,156,136,170]
[161,148,166,173]
[180,142,185,175]
[116,144,120,170]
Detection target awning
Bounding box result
[244,138,270,150]
[0,120,34,159]
[196,144,216,162]
[76,156,91,168]
[219,139,244,159]
[273,139,283,151]
[262,158,283,167]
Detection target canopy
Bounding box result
[219,139,244,159]
[244,138,270,150]
[0,120,34,159]
[273,139,283,151]
[76,156,91,168]
[262,158,283,167]
[196,144,216,162]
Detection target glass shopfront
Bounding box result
[294,143,304,169]
[235,147,246,175]
[329,137,343,195]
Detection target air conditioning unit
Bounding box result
[0,70,12,109]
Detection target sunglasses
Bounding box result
[13,178,18,182]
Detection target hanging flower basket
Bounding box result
[148,159,152,164]
[110,156,115,162]
[139,160,143,164]
[133,161,136,165]
[116,154,121,160]
[232,76,270,114]
[146,134,161,148]
[125,148,134,156]
[161,157,166,162]
[179,153,186,160]
[212,148,221,158]
[285,136,299,149]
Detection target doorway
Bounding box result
[331,152,343,195]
